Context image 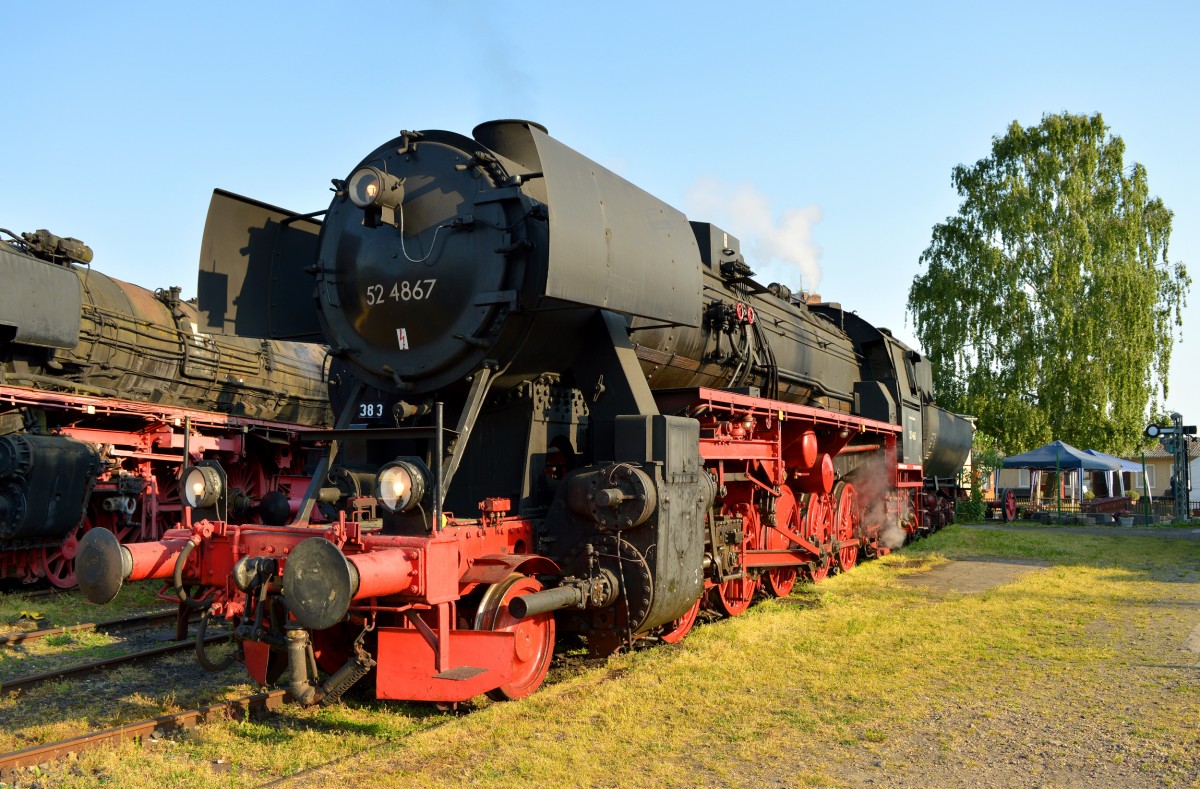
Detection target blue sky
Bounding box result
[3,1,1197,436]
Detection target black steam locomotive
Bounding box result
[0,228,331,586]
[78,121,971,705]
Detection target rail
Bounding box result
[0,689,287,774]
[0,610,181,647]
[0,635,228,695]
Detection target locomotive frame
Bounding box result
[0,385,320,587]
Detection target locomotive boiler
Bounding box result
[0,228,332,586]
[77,121,972,705]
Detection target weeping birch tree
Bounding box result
[907,112,1189,455]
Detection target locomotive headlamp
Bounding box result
[376,458,429,513]
[182,465,223,509]
[347,167,405,225]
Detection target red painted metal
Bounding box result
[126,537,189,582]
[83,380,955,707]
[762,486,799,597]
[794,453,835,494]
[40,523,84,588]
[476,574,555,701]
[659,597,701,643]
[711,501,759,616]
[459,554,560,588]
[347,549,419,600]
[802,493,834,582]
[0,384,319,587]
[1001,489,1018,522]
[375,627,515,702]
[833,482,860,572]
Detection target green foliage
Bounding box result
[958,431,1004,522]
[908,112,1190,455]
[956,484,987,522]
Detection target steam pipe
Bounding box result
[508,585,585,619]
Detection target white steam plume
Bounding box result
[848,455,907,552]
[684,177,823,293]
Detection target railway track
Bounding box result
[0,688,287,774]
[0,634,229,695]
[12,588,59,600]
[0,609,183,647]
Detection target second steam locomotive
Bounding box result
[78,121,972,705]
[0,228,331,587]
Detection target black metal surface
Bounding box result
[0,243,82,348]
[282,537,354,630]
[923,404,976,478]
[196,189,324,342]
[0,231,331,427]
[76,527,127,604]
[0,433,101,548]
[185,120,976,655]
[524,123,703,327]
[314,128,535,394]
[507,585,582,619]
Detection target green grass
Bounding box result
[0,581,174,686]
[0,580,166,634]
[7,526,1200,787]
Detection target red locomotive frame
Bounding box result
[104,386,951,704]
[0,385,317,587]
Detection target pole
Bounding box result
[1172,412,1188,522]
[1141,451,1150,524]
[1055,455,1061,524]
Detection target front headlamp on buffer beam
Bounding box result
[347,166,405,226]
[181,461,227,520]
[376,458,429,514]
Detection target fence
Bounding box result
[994,494,1200,523]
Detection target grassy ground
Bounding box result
[0,582,164,636]
[0,581,168,685]
[4,525,1199,788]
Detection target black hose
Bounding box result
[195,612,235,672]
[173,541,208,610]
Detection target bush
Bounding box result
[956,485,987,522]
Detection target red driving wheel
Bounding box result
[832,482,860,573]
[764,487,799,598]
[711,503,759,616]
[803,493,833,582]
[660,597,702,643]
[475,573,556,700]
